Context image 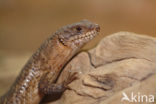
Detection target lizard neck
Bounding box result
[38,35,74,71]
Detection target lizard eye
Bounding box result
[76,26,82,32]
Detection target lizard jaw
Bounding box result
[58,30,98,48]
[71,30,98,45]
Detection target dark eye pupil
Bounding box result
[76,27,82,31]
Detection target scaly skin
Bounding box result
[0,20,100,104]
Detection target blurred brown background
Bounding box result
[0,0,156,96]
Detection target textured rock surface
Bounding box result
[48,32,156,104]
[0,32,156,104]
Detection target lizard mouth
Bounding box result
[71,30,98,44]
[58,30,99,47]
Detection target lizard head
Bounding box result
[57,20,100,49]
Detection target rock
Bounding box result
[47,32,156,104]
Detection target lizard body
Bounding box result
[0,20,100,104]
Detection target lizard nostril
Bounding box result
[95,25,100,32]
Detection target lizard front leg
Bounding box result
[39,71,78,95]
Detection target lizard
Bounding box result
[0,20,100,104]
